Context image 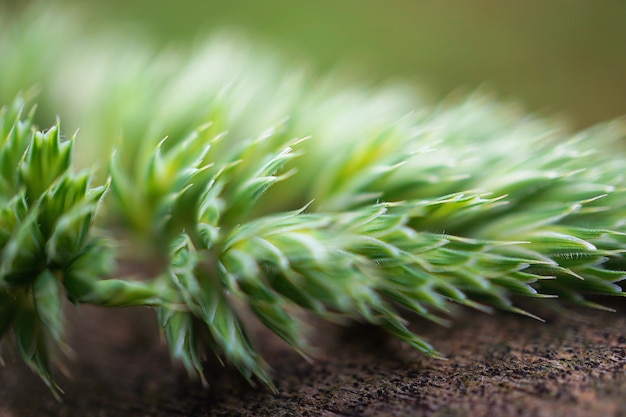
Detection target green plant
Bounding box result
[0,3,624,397]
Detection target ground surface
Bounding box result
[1,300,625,417]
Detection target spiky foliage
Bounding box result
[0,99,162,396]
[0,98,99,395]
[0,2,625,395]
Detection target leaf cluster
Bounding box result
[0,2,624,395]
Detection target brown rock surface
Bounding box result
[1,300,625,417]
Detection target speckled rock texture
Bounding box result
[1,300,625,417]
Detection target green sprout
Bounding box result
[0,3,624,396]
[0,98,165,397]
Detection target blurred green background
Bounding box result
[55,0,626,128]
[6,0,626,128]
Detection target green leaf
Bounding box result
[33,269,64,344]
[158,309,206,384]
[14,307,62,398]
[0,209,45,285]
[19,123,73,202]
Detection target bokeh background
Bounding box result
[20,0,626,129]
[3,0,626,129]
